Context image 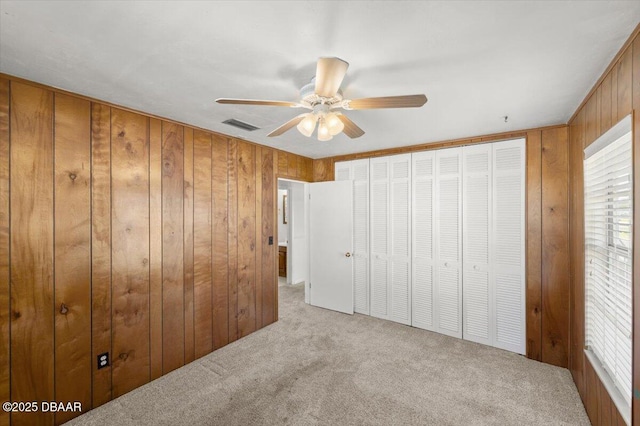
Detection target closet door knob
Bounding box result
[345,252,351,258]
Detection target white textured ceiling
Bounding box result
[1,1,639,159]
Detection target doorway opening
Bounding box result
[277,178,309,301]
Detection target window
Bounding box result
[584,115,633,425]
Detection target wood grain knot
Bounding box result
[69,173,77,181]
[118,131,125,137]
[60,303,69,315]
[12,310,21,320]
[534,307,539,314]
[119,353,128,361]
[142,258,148,265]
[549,207,555,213]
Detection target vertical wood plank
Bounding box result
[297,156,313,182]
[161,121,185,373]
[585,95,598,146]
[255,146,263,330]
[10,82,54,426]
[212,135,229,349]
[631,35,640,426]
[278,151,288,177]
[569,109,585,397]
[600,72,612,133]
[540,126,569,368]
[227,139,239,342]
[237,142,256,338]
[598,379,611,426]
[312,158,334,182]
[525,130,542,361]
[183,127,195,364]
[585,360,599,424]
[261,148,277,326]
[193,130,213,358]
[595,86,602,137]
[616,47,632,120]
[53,93,92,424]
[287,153,298,179]
[0,78,10,426]
[110,109,150,398]
[611,64,618,123]
[148,118,162,380]
[90,103,112,407]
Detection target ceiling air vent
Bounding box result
[222,118,260,132]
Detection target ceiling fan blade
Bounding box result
[347,94,427,110]
[315,57,349,98]
[337,114,365,138]
[267,114,308,137]
[216,98,300,108]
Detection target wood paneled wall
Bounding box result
[567,26,639,425]
[0,75,312,426]
[312,126,571,367]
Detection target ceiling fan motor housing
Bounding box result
[299,79,344,109]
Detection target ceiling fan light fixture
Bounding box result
[326,112,344,136]
[317,117,333,141]
[297,113,317,137]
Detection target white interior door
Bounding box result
[309,180,354,314]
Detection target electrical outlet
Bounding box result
[97,352,109,369]
[268,236,273,245]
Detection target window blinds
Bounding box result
[584,115,633,418]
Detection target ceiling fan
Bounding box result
[216,57,428,141]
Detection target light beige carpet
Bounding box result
[67,283,589,425]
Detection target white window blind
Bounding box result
[584,115,633,423]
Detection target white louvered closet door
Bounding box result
[435,148,463,338]
[351,159,370,315]
[492,139,526,354]
[334,161,351,182]
[462,144,492,346]
[411,151,435,331]
[389,154,411,324]
[335,159,370,315]
[369,157,390,320]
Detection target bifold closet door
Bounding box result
[411,151,435,330]
[370,157,390,320]
[461,139,525,354]
[369,154,411,324]
[335,159,370,315]
[434,148,462,338]
[389,154,411,325]
[492,139,525,354]
[462,144,492,346]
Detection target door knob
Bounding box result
[345,252,351,257]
